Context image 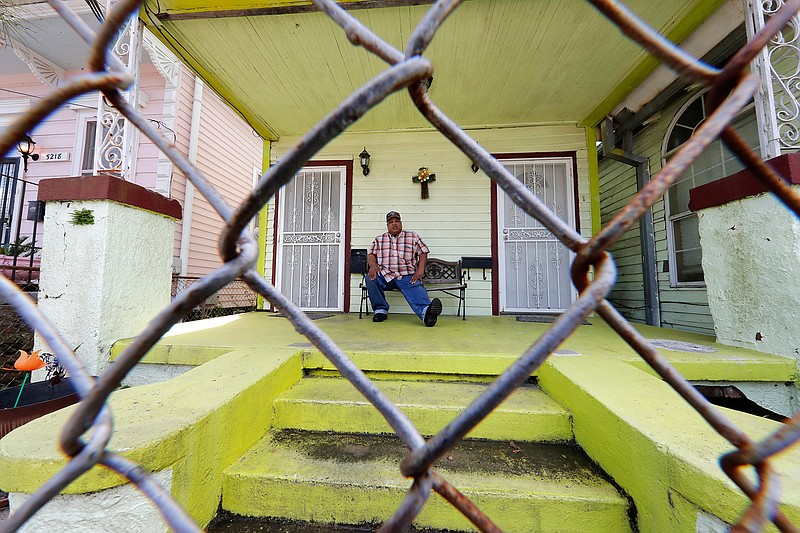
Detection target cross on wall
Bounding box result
[412,167,436,199]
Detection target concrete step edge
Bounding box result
[222,430,631,532]
[272,377,573,442]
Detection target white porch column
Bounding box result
[36,175,182,376]
[93,15,144,179]
[690,153,800,360]
[744,0,800,158]
[143,30,182,196]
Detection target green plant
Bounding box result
[0,0,34,47]
[0,236,34,258]
[0,1,22,40]
[71,208,95,225]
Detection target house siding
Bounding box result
[598,157,645,324]
[183,82,263,276]
[135,63,168,191]
[598,95,714,335]
[269,125,592,316]
[2,73,83,179]
[0,61,262,280]
[1,66,175,247]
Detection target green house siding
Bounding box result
[599,158,645,324]
[598,95,714,335]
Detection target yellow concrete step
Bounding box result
[221,430,632,532]
[273,377,572,442]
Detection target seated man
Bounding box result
[366,211,442,327]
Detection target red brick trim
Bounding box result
[689,153,800,211]
[38,175,182,220]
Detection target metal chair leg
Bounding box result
[359,277,369,319]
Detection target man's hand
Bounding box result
[411,270,424,284]
[368,263,380,280]
[367,254,379,280]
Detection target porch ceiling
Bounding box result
[142,0,725,141]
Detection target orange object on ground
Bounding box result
[14,350,45,372]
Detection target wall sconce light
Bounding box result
[471,162,479,173]
[359,147,371,176]
[17,134,39,172]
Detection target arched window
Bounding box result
[662,90,759,286]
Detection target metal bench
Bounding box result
[358,257,467,320]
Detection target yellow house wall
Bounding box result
[268,125,592,316]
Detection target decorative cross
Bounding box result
[412,167,436,199]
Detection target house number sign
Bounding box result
[40,152,71,162]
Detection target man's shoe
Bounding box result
[373,313,387,323]
[424,298,442,327]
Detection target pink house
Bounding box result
[0,5,263,281]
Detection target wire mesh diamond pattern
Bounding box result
[1,0,800,531]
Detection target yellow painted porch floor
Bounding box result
[120,311,797,383]
[136,310,799,530]
[4,311,800,531]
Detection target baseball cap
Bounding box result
[386,211,401,221]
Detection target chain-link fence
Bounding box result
[171,276,258,322]
[0,305,32,392]
[0,168,41,393]
[1,0,800,531]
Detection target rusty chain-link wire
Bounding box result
[1,0,800,531]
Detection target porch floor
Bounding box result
[5,311,799,530]
[124,310,800,529]
[120,311,797,384]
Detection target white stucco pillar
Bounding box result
[10,470,172,533]
[690,153,800,359]
[36,175,182,376]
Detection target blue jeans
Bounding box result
[366,274,431,321]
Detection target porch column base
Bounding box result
[690,154,800,360]
[9,470,172,532]
[36,175,182,376]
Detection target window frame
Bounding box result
[72,109,98,177]
[661,89,758,288]
[0,158,21,245]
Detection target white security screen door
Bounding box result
[497,157,577,313]
[276,166,346,311]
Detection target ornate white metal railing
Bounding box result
[746,0,800,157]
[93,1,142,178]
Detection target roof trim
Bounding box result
[154,0,434,19]
[579,0,727,128]
[141,4,280,140]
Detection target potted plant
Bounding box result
[0,350,78,509]
[0,237,40,283]
[0,350,77,440]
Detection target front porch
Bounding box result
[1,312,798,531]
[119,311,797,383]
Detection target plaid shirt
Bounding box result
[369,230,430,282]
